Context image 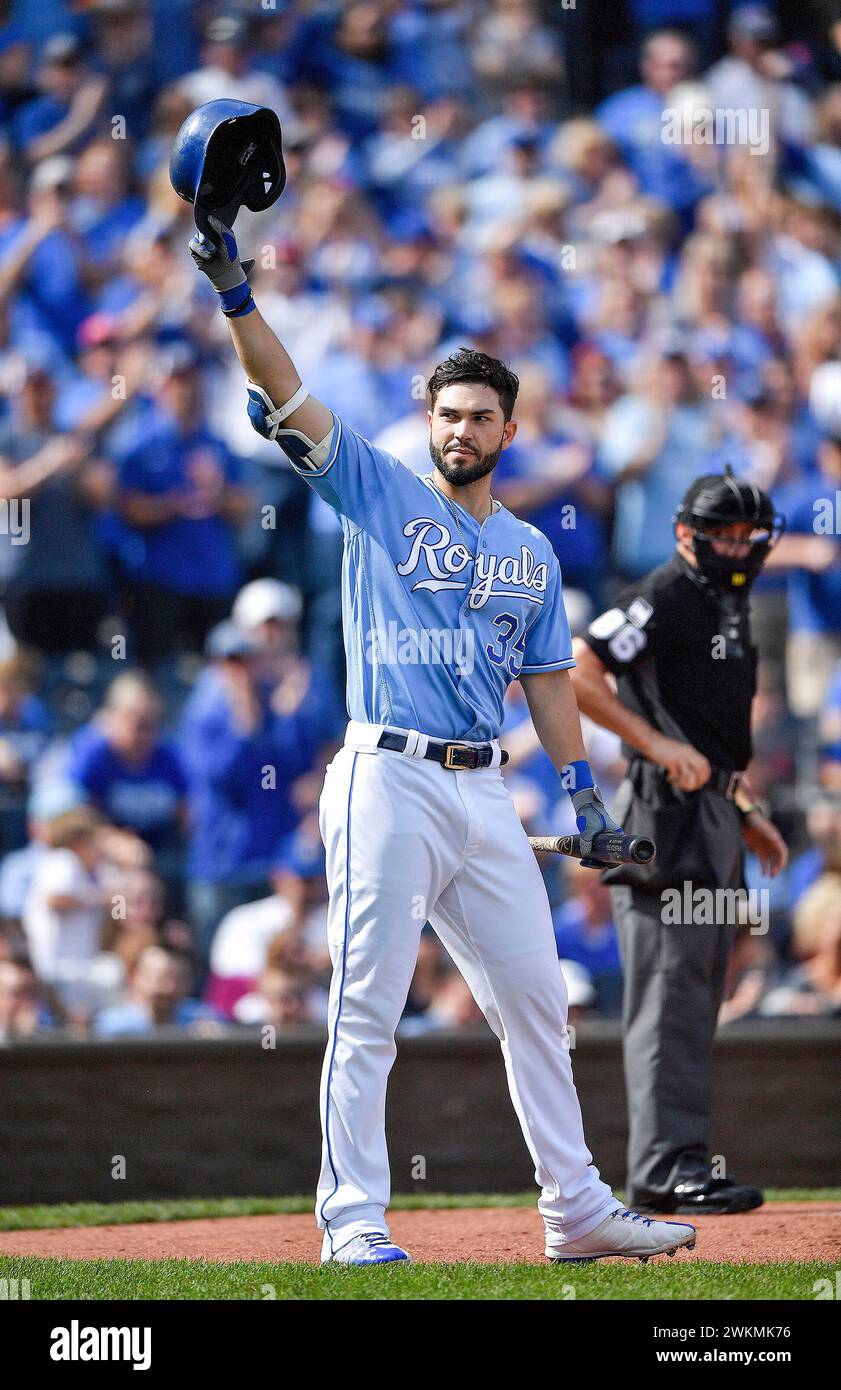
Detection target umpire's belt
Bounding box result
[630,759,740,799]
[345,721,508,770]
[707,767,741,799]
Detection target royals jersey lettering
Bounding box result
[291,415,574,740]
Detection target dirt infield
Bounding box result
[0,1202,838,1264]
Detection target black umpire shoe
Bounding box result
[630,1172,765,1216]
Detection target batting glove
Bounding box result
[564,759,622,865]
[188,214,256,316]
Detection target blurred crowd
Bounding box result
[1,0,841,1042]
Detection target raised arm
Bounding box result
[225,304,334,442]
[189,214,332,444]
[24,73,109,165]
[186,214,399,526]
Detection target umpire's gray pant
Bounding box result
[610,883,735,1200]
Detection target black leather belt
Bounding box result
[631,758,740,799]
[707,767,741,799]
[377,730,509,771]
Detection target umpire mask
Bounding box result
[673,467,785,595]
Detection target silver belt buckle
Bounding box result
[726,771,740,800]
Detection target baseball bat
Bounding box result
[528,831,656,865]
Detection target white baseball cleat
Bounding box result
[546,1208,697,1264]
[321,1231,412,1266]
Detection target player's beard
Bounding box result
[429,437,504,486]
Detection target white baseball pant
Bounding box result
[316,722,620,1256]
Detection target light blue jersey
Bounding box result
[291,416,574,741]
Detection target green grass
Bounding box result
[0,1189,836,1234]
[0,1256,833,1301]
[2,1193,834,1301]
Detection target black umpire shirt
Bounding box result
[581,551,757,772]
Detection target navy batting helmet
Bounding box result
[169,100,286,236]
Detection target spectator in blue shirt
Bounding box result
[54,312,121,430]
[491,364,612,605]
[148,0,199,88]
[553,860,623,1017]
[0,650,50,775]
[306,300,395,439]
[87,2,158,143]
[178,9,290,112]
[93,942,222,1037]
[0,650,50,855]
[763,199,841,338]
[12,32,109,164]
[3,1,79,48]
[819,661,841,787]
[388,0,478,102]
[0,355,114,651]
[797,86,841,210]
[599,346,714,577]
[117,343,251,665]
[772,429,841,717]
[596,31,713,228]
[0,154,93,353]
[53,314,152,449]
[727,268,788,380]
[179,621,342,970]
[578,271,649,379]
[0,956,56,1040]
[286,1,399,140]
[759,793,841,940]
[362,88,465,228]
[134,85,195,184]
[461,81,556,181]
[68,137,144,277]
[94,216,196,356]
[67,671,187,878]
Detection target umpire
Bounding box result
[571,469,788,1214]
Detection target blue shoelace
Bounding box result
[617,1210,653,1227]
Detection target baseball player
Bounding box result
[571,471,789,1215]
[187,212,698,1268]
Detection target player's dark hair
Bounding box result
[427,348,520,422]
